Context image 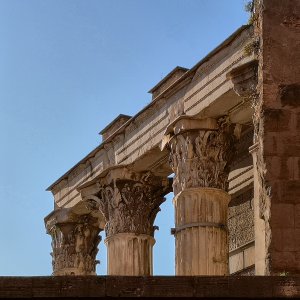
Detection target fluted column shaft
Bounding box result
[165,117,235,275]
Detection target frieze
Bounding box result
[228,189,254,251]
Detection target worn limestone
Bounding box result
[44,0,299,277]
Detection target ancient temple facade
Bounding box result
[45,0,300,277]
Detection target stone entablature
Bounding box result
[47,25,254,211]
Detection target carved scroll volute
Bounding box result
[94,170,171,238]
[45,210,102,275]
[167,117,236,195]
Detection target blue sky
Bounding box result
[0,0,248,275]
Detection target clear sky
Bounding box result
[0,0,248,275]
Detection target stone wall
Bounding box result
[228,128,255,274]
[253,0,300,274]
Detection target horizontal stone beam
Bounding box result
[0,276,299,298]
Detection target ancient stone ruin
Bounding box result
[44,0,300,278]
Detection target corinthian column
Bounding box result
[82,168,171,275]
[45,208,102,275]
[164,117,235,275]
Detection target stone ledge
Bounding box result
[0,276,300,299]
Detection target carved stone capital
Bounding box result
[45,209,102,275]
[85,168,171,237]
[167,117,236,195]
[227,59,258,99]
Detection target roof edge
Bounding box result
[46,24,251,193]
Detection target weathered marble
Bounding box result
[44,0,299,278]
[79,168,171,275]
[164,116,235,275]
[45,208,102,275]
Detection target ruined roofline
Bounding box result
[99,114,132,136]
[148,66,189,94]
[46,24,251,192]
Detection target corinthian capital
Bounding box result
[82,168,171,237]
[45,209,102,275]
[166,117,235,195]
[100,170,171,237]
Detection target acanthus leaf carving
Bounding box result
[47,214,101,275]
[168,118,236,195]
[96,171,169,237]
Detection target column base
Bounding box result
[105,233,155,275]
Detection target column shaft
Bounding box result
[174,188,229,275]
[105,233,155,275]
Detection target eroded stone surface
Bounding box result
[167,117,236,196]
[251,0,300,275]
[90,169,171,237]
[43,0,299,278]
[45,209,102,275]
